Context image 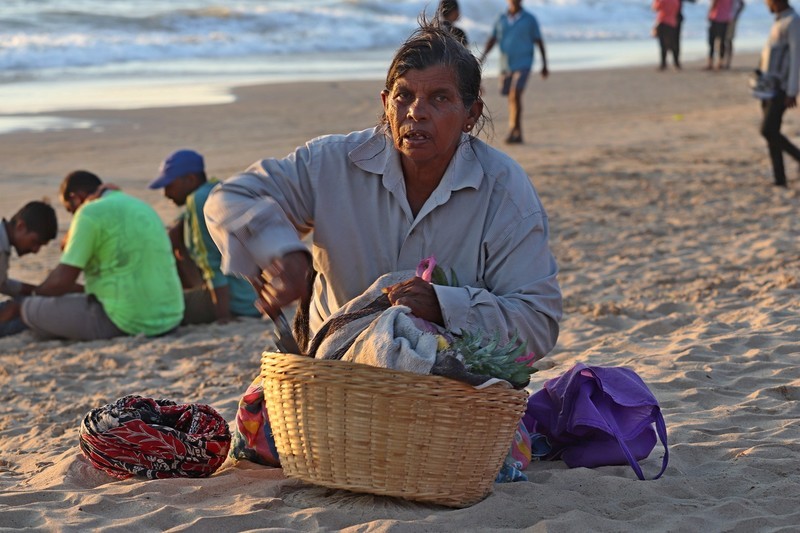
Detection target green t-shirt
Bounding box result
[61,191,184,335]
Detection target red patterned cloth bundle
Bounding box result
[79,395,231,479]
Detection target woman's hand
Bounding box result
[253,251,311,318]
[383,276,443,326]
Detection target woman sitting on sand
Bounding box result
[204,15,562,360]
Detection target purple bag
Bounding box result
[524,364,669,480]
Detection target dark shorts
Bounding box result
[500,69,531,96]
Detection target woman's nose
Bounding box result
[407,98,429,120]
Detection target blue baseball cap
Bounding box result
[148,149,205,189]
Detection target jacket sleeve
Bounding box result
[787,17,800,97]
[431,152,563,360]
[433,209,561,360]
[204,144,316,279]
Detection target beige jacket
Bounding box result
[205,127,562,357]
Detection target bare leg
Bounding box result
[507,87,523,142]
[725,40,734,69]
[168,221,204,289]
[175,254,204,289]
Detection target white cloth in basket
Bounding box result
[341,305,438,374]
[311,271,437,374]
[309,271,509,388]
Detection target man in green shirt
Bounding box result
[149,149,259,324]
[20,170,184,340]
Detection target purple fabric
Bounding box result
[524,364,668,480]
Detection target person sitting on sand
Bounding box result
[148,149,260,324]
[205,15,562,360]
[12,170,184,341]
[0,201,57,337]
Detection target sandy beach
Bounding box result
[1,54,799,531]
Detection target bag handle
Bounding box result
[587,369,669,480]
[607,406,669,481]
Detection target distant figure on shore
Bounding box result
[759,0,800,187]
[676,0,697,66]
[706,0,734,70]
[14,171,184,340]
[0,201,57,337]
[149,149,260,324]
[723,0,746,69]
[480,0,548,144]
[438,0,467,46]
[653,0,681,70]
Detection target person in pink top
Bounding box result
[707,0,734,70]
[653,0,681,70]
[723,0,746,69]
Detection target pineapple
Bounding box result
[442,330,537,388]
[417,255,537,388]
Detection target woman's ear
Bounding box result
[465,99,483,131]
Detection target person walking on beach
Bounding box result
[480,0,548,144]
[149,149,260,324]
[723,0,746,69]
[653,0,682,70]
[759,0,800,187]
[16,170,184,340]
[438,0,468,46]
[0,201,57,337]
[706,0,734,70]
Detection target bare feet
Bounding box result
[0,301,21,322]
[505,130,523,144]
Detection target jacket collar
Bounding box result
[349,127,485,194]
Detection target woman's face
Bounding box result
[382,64,479,173]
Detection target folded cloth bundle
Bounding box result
[79,395,231,479]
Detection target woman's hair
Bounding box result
[382,15,487,135]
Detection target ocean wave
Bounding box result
[0,0,773,75]
[0,3,419,73]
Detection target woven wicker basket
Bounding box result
[261,351,528,507]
